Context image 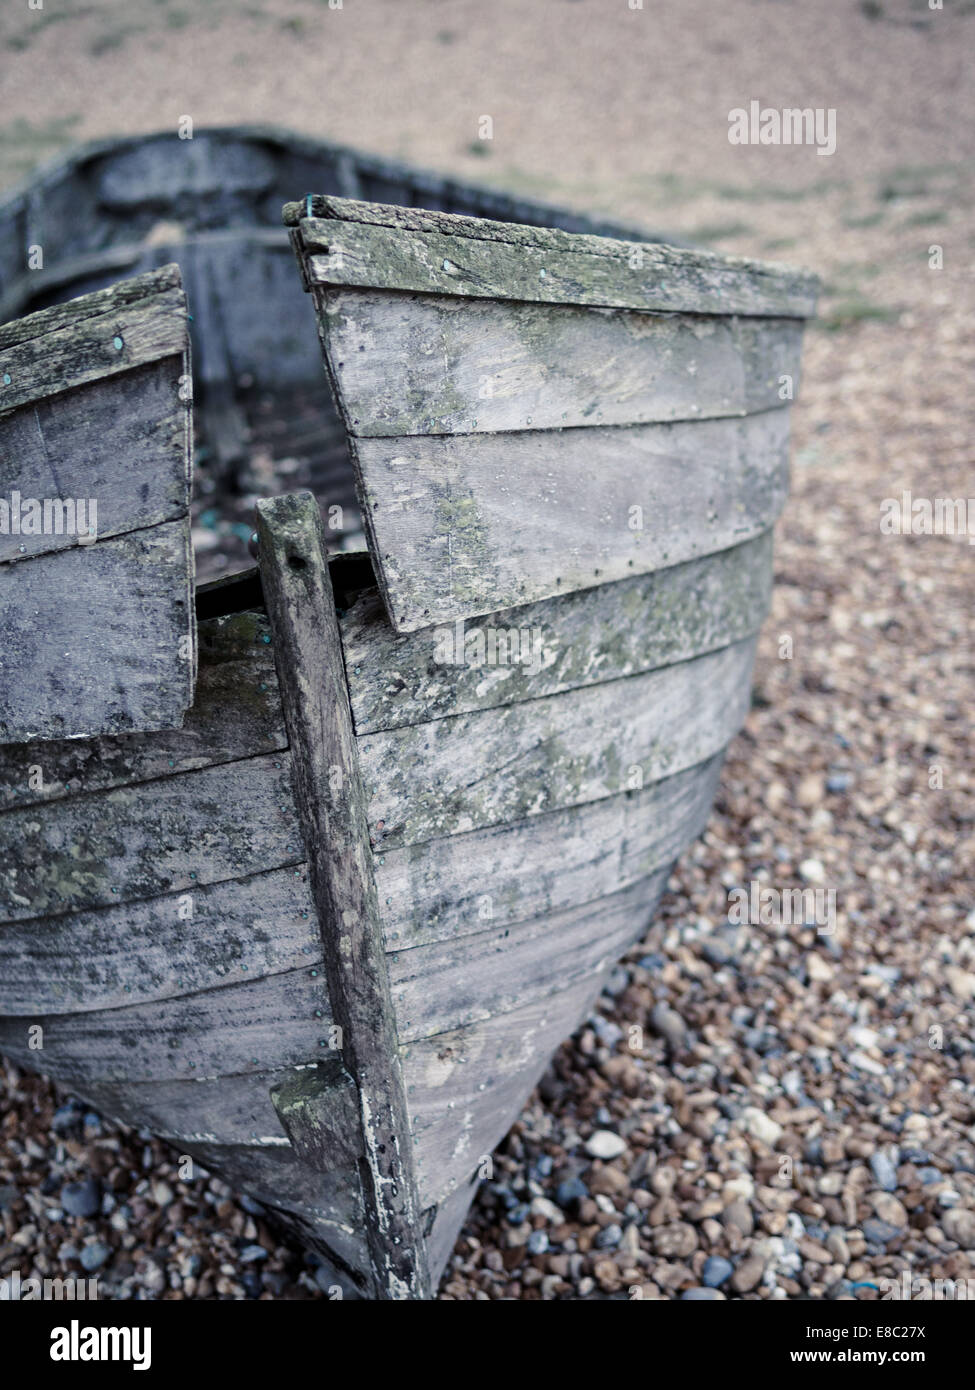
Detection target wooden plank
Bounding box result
[319,289,804,437]
[0,751,304,923]
[342,533,772,734]
[177,1140,367,1282]
[79,1069,297,1147]
[0,521,195,743]
[377,752,723,951]
[425,1178,479,1288]
[0,266,187,413]
[256,490,431,1300]
[406,972,605,1208]
[390,868,669,1044]
[360,636,755,850]
[0,864,321,1014]
[270,1059,363,1171]
[0,609,286,812]
[348,408,789,632]
[286,199,819,318]
[0,966,334,1085]
[0,358,190,564]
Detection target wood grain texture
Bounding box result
[0,864,321,1014]
[342,533,772,734]
[350,409,788,632]
[270,1059,363,1172]
[288,199,818,317]
[390,868,670,1044]
[256,490,430,1300]
[80,1068,298,1147]
[0,266,188,414]
[0,751,304,922]
[0,521,195,743]
[0,966,334,1084]
[0,358,189,564]
[320,289,803,437]
[179,1139,367,1284]
[405,972,605,1207]
[376,752,723,951]
[361,636,756,850]
[0,609,285,812]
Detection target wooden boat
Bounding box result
[0,129,817,1299]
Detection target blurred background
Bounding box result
[1,0,973,1301]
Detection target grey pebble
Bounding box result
[870,1150,899,1192]
[61,1177,102,1219]
[682,1286,726,1300]
[80,1241,112,1272]
[701,1255,734,1287]
[526,1231,549,1255]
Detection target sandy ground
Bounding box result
[1,0,974,1299]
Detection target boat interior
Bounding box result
[0,125,661,609]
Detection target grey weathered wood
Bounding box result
[0,359,190,564]
[287,199,819,318]
[0,521,195,743]
[319,289,803,437]
[177,1139,367,1284]
[0,751,304,922]
[405,972,605,1208]
[0,966,334,1085]
[376,752,722,951]
[390,868,670,1044]
[270,1059,363,1171]
[0,609,285,812]
[0,266,188,413]
[256,490,431,1300]
[361,636,755,850]
[348,409,789,632]
[80,1069,295,1147]
[342,533,772,734]
[0,265,195,742]
[424,1178,479,1287]
[0,864,320,1014]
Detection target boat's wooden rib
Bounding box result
[360,636,755,851]
[287,198,818,318]
[0,751,304,922]
[320,290,803,438]
[0,864,320,1015]
[0,361,188,564]
[341,532,771,735]
[348,410,789,631]
[0,966,335,1085]
[0,610,284,812]
[391,868,669,1045]
[256,491,431,1299]
[375,752,723,951]
[404,972,606,1209]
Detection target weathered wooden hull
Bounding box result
[0,130,817,1297]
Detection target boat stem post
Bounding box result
[255,491,432,1301]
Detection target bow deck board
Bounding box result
[0,266,195,741]
[288,199,818,318]
[319,291,803,437]
[341,532,772,735]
